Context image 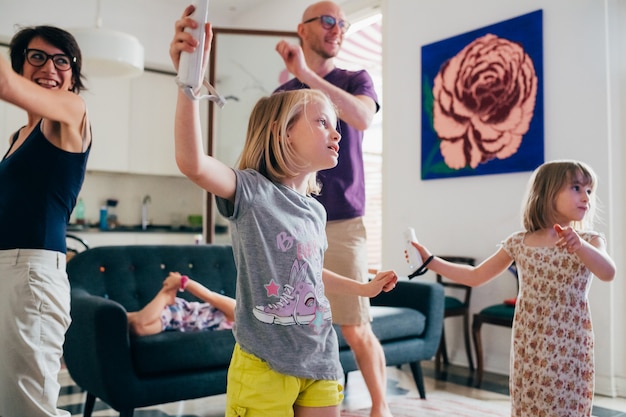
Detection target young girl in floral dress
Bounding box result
[411,160,615,417]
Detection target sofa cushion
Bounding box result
[131,328,236,376]
[334,306,426,349]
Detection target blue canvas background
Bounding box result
[421,10,544,180]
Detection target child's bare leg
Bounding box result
[127,272,182,336]
[127,311,163,336]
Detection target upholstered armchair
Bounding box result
[64,244,445,416]
[64,245,238,417]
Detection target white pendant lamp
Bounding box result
[71,0,144,78]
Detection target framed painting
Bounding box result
[421,10,544,180]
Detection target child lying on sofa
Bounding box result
[127,272,236,336]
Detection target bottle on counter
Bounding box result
[75,198,85,225]
[106,199,118,229]
[99,206,108,231]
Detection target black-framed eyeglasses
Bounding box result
[24,49,75,71]
[303,15,351,33]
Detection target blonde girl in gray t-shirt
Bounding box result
[169,7,397,417]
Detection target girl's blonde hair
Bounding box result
[237,89,335,196]
[522,160,598,232]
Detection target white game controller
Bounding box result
[404,227,425,278]
[176,0,225,106]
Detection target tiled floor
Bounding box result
[57,361,626,416]
[419,362,626,417]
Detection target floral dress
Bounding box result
[502,231,600,417]
[161,298,233,332]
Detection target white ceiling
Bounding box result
[209,0,267,19]
[193,0,378,22]
[0,0,381,69]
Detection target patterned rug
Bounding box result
[341,392,510,417]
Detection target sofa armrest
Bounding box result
[370,280,445,358]
[64,289,136,397]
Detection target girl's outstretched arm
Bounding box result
[554,224,616,282]
[170,6,236,202]
[184,279,236,322]
[412,242,513,287]
[322,268,397,297]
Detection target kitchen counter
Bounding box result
[67,224,229,248]
[67,224,204,234]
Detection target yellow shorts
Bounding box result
[225,344,344,417]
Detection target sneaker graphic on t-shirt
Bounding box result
[253,260,331,325]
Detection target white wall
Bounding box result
[606,0,626,396]
[382,0,625,396]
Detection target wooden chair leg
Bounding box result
[435,335,442,372]
[409,361,426,399]
[463,311,475,371]
[440,328,450,365]
[472,317,484,387]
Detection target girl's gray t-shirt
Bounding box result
[216,169,342,380]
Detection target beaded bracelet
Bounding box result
[408,255,434,279]
[179,275,190,292]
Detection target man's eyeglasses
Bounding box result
[24,49,75,71]
[303,15,351,34]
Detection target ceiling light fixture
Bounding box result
[71,0,144,78]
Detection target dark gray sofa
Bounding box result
[64,244,444,417]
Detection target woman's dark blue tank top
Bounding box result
[0,121,90,252]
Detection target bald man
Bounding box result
[275,3,390,416]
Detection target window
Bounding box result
[336,14,383,269]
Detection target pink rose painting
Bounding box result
[421,10,544,180]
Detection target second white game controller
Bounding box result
[404,227,423,275]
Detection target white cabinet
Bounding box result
[128,71,179,176]
[83,76,132,172]
[82,69,208,176]
[71,231,198,248]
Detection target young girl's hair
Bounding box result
[237,89,336,196]
[522,160,598,232]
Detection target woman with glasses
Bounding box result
[275,2,389,417]
[0,25,90,417]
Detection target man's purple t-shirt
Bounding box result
[275,68,380,221]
